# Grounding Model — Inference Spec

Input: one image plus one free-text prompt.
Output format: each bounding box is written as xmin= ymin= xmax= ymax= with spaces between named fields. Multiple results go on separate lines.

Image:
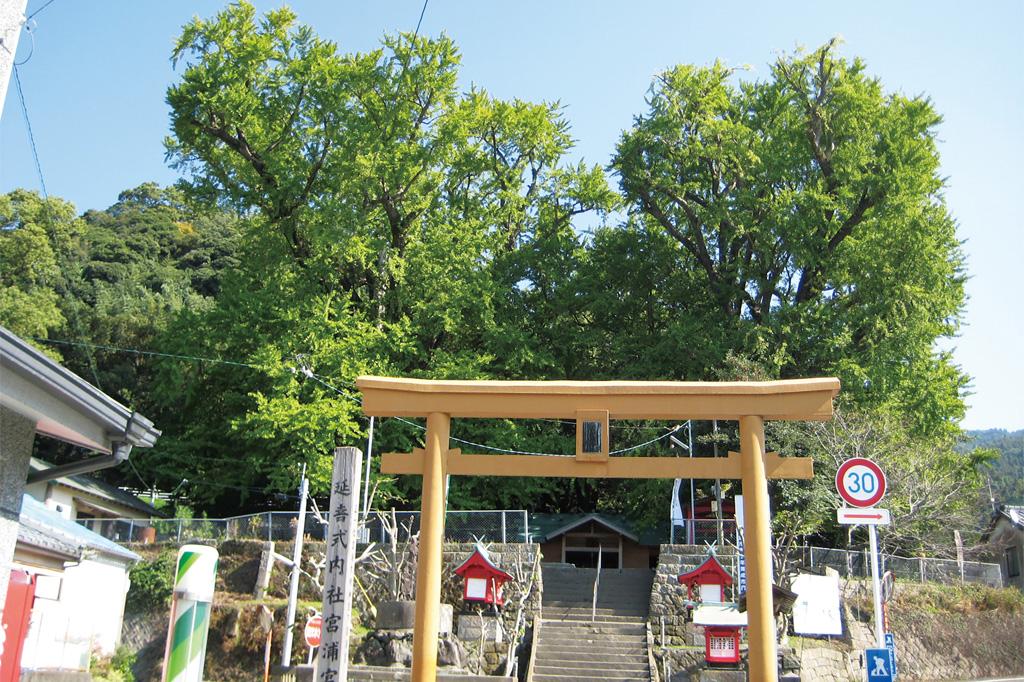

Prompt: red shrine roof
xmin=455 ymin=544 xmax=512 ymax=581
xmin=678 ymin=555 xmax=734 ymax=586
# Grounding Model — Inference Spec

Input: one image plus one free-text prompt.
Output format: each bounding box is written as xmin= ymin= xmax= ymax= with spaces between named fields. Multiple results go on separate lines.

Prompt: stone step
xmin=542 ymin=594 xmax=650 ymax=605
xmin=540 ymin=610 xmax=643 ymax=622
xmin=544 ymin=581 xmax=647 ymax=593
xmin=535 ymin=655 xmax=648 ymax=667
xmin=537 ymin=641 xmax=648 ymax=653
xmin=536 ymin=635 xmax=647 ymax=649
xmin=534 ymin=659 xmax=649 ymax=672
xmin=531 ymin=677 xmax=645 ymax=682
xmin=542 ymin=595 xmax=650 ymax=607
xmin=540 ymin=621 xmax=645 ymax=635
xmin=346 ymin=666 xmax=513 ymax=681
xmin=532 ymin=666 xmax=648 ymax=681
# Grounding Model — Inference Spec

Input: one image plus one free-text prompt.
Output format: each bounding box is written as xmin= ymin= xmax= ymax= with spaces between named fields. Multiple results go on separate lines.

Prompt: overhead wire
xmin=30 ymin=337 xmax=261 ymax=369
xmin=11 ymin=65 xmax=104 ymax=389
xmin=413 ymin=0 xmax=430 ymax=38
xmin=26 ymin=0 xmax=57 ymax=21
xmin=30 ymin=339 xmax=685 ymax=460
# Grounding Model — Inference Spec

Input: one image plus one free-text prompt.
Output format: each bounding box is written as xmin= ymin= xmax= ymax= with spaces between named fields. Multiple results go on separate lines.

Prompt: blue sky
xmin=2 ymin=1 xmax=1021 ymax=430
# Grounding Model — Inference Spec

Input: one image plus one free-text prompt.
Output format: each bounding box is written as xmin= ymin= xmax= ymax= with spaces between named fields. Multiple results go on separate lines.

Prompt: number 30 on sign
xmin=835 ymin=458 xmax=886 ymax=508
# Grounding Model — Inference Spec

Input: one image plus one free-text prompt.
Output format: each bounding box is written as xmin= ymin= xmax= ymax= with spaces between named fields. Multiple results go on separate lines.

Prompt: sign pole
xmin=281 ymin=464 xmax=309 ymax=668
xmin=868 ymin=524 xmax=885 ymax=648
xmin=317 ymin=447 xmax=362 ymax=682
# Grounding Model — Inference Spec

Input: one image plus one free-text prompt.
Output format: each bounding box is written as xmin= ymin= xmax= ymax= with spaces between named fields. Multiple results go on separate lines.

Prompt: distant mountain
xmin=965 ymin=429 xmax=1024 ymax=506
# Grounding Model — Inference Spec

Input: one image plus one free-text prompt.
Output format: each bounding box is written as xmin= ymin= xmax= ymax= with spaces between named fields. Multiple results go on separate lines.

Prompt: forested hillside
xmin=0 ymin=3 xmax=992 ymax=555
xmin=966 ymin=429 xmax=1024 ymax=505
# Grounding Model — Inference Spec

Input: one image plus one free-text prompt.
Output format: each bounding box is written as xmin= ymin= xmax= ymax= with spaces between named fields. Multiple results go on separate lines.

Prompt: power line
xmin=32 ymin=340 xmax=685 ymax=459
xmin=31 ymin=337 xmax=261 ymax=369
xmin=12 ymin=66 xmax=104 ymax=389
xmin=26 ymin=0 xmax=57 ymax=21
xmin=12 ymin=66 xmax=47 ymax=198
xmin=413 ymin=0 xmax=429 ymax=38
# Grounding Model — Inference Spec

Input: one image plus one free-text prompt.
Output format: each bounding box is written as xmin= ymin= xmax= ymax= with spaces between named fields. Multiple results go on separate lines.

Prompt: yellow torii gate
xmin=357 ymin=375 xmax=840 ymax=682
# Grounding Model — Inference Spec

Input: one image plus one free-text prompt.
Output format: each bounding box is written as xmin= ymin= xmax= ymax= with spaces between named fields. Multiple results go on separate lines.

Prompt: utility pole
xmin=281 ymin=464 xmax=309 ymax=668
xmin=362 ymin=416 xmax=374 ymax=521
xmin=713 ymin=419 xmax=723 ymax=546
xmin=0 ymin=0 xmax=28 ymax=115
xmin=688 ymin=420 xmax=695 ymax=544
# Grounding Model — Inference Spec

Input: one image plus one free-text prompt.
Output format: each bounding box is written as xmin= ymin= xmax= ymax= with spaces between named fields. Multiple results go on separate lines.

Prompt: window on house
xmin=1007 ymin=546 xmax=1021 ymax=578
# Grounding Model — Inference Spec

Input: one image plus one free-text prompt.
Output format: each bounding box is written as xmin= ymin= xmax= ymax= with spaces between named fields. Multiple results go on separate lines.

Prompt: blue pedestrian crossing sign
xmin=867 ymin=647 xmax=895 ymax=682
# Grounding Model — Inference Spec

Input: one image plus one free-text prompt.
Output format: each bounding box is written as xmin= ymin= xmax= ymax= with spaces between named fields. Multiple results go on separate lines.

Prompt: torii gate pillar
xmin=740 ymin=415 xmax=776 ymax=677
xmin=411 ymin=412 xmax=449 ymax=680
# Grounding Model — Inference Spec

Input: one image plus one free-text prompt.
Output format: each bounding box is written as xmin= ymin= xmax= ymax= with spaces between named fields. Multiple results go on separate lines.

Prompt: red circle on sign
xmin=835 ymin=458 xmax=886 ymax=508
xmin=304 ymin=615 xmax=322 ymax=648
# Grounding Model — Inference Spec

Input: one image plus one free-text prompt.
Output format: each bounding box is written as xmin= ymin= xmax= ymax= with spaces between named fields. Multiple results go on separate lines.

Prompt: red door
xmin=0 ymin=570 xmax=35 ymax=682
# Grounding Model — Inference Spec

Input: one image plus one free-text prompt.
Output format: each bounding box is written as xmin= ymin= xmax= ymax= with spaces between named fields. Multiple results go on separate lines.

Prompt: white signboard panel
xmin=791 ymin=573 xmax=843 ymax=636
xmin=837 ymin=507 xmax=890 ymax=526
xmin=466 ymin=578 xmax=487 ymax=600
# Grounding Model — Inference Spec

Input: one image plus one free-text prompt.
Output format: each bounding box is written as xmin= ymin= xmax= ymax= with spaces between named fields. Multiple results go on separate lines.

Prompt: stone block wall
xmin=440 ymin=543 xmax=542 ymax=673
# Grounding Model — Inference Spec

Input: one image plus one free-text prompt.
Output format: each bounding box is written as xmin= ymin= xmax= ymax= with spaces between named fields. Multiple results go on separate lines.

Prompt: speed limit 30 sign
xmin=835 ymin=458 xmax=886 ymax=508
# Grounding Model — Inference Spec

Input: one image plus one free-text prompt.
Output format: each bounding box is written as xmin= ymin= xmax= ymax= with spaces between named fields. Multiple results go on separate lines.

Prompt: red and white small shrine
xmin=704 ymin=625 xmax=742 ymax=664
xmin=680 ymin=554 xmax=744 ymax=665
xmin=677 ymin=554 xmax=734 ymax=603
xmin=455 ymin=544 xmax=512 ymax=606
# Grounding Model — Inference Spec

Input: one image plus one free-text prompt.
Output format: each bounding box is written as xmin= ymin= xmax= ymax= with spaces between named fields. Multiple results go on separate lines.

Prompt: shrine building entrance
xmin=357 ymin=375 xmax=840 ymax=682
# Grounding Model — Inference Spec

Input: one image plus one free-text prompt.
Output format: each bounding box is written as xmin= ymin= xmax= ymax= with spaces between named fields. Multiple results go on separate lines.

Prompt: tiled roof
xmin=19 ymin=495 xmax=140 ymax=563
xmin=529 ymin=512 xmax=663 ymax=545
xmin=17 ymin=523 xmax=80 ymax=560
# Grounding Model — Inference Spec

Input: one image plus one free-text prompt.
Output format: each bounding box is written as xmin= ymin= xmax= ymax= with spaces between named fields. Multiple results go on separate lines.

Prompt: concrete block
xmin=376 ymin=601 xmax=452 ymax=634
xmin=456 ymin=614 xmax=503 ymax=643
xmin=697 ymin=669 xmax=745 ymax=682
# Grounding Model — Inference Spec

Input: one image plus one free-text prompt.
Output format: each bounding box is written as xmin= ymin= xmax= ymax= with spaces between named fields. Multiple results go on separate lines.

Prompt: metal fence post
xmin=128 ymin=519 xmax=134 ymax=542
xmin=177 ymin=518 xmax=182 ymax=542
xmin=524 ymin=511 xmax=529 ymax=543
xmin=919 ymin=557 xmax=926 ymax=583
xmin=267 ymin=512 xmax=273 ymax=542
xmin=501 ymin=511 xmax=507 ymax=544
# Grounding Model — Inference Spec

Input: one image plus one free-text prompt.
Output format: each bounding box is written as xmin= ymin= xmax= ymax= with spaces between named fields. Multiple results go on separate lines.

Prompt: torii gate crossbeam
xmin=357 ymin=376 xmax=840 ymax=682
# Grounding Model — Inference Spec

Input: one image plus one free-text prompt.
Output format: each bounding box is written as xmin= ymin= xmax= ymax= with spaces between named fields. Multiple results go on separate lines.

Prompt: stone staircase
xmin=531 ymin=565 xmax=654 ymax=682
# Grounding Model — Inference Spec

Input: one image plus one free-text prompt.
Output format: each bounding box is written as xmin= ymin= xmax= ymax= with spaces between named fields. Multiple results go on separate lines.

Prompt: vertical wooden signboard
xmin=317 ymin=447 xmax=362 ymax=682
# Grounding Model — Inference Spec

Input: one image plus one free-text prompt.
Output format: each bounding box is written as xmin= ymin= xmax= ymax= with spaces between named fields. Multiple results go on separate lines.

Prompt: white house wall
xmin=41 ymin=486 xmax=76 ymax=520
xmin=18 ymin=554 xmax=132 ymax=671
xmin=991 ymin=518 xmax=1023 ymax=591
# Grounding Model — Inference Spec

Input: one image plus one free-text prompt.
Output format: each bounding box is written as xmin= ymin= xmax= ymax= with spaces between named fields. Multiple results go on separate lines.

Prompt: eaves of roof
xmin=0 ymin=327 xmax=160 ymax=452
xmin=30 ymin=457 xmax=163 ymax=518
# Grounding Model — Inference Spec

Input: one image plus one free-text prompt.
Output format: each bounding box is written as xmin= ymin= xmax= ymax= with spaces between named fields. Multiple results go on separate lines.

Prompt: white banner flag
xmin=671 ymin=478 xmax=684 ymax=526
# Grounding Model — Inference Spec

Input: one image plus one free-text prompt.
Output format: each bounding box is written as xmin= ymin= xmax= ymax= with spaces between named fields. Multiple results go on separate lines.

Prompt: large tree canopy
xmin=155 ymin=2 xmax=614 ymax=508
xmin=612 ymin=40 xmax=967 ymax=435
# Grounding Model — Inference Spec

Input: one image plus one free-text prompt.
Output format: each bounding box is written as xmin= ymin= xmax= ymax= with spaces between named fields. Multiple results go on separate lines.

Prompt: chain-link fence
xmin=360 ymin=509 xmax=529 ymax=544
xmin=669 ymin=519 xmax=738 ymax=546
xmin=787 ymin=545 xmax=1003 ymax=587
xmin=78 ymin=509 xmax=529 ymax=546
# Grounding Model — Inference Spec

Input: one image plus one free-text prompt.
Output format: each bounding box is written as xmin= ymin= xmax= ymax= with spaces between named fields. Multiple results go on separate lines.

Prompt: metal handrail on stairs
xmin=591 ymin=546 xmax=602 ymax=622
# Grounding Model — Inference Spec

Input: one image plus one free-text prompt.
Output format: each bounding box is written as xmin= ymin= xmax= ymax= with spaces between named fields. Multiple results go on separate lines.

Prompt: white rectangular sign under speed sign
xmin=837 ymin=507 xmax=890 ymax=525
